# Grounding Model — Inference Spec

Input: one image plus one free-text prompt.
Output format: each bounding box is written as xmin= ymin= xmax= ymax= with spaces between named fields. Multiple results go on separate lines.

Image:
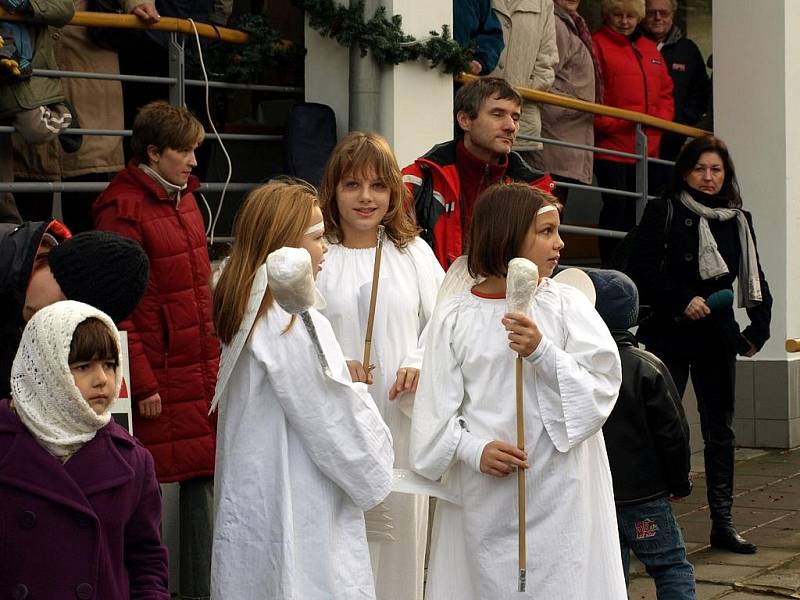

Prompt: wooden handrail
xmin=0 ymin=9 xmax=248 ymax=44
xmin=456 ymin=73 xmax=710 ymax=139
xmin=786 ymin=339 xmax=800 ymax=353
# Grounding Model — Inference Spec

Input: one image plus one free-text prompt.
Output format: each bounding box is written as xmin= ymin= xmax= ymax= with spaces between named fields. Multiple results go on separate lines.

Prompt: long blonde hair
xmin=319 ymin=131 xmax=419 ymax=248
xmin=213 ymin=180 xmax=318 ymax=344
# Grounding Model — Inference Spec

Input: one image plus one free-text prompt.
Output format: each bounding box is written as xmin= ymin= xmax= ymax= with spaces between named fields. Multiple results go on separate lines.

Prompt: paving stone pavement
xmin=627 ymin=447 xmax=800 ymax=599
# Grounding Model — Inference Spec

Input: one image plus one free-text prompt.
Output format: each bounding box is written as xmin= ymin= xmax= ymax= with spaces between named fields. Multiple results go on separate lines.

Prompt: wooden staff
xmin=506 ymin=256 xmax=537 ymax=593
xmin=516 ymin=354 xmax=526 ymax=592
xmin=362 ymin=225 xmax=386 ymax=373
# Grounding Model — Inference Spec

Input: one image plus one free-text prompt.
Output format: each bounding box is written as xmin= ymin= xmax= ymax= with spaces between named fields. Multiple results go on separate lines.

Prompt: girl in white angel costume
xmin=316 ymin=132 xmax=444 ymax=600
xmin=210 ymin=180 xmax=394 ymax=600
xmin=410 ymin=183 xmax=628 ymax=599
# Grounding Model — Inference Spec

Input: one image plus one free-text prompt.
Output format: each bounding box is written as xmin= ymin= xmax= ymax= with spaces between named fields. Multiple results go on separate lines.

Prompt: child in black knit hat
xmin=588 ymin=268 xmax=696 ymax=598
xmin=0 ymin=220 xmax=150 ymax=399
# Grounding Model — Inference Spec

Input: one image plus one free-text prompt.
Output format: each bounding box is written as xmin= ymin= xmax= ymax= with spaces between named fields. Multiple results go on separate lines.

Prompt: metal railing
xmin=0 ymin=14 xmax=709 ymax=246
xmin=0 ymin=9 xmax=301 ymax=225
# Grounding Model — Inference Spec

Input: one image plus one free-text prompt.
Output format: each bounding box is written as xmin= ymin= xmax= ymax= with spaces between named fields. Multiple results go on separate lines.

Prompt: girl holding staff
xmin=316 ymin=132 xmax=445 ymax=600
xmin=410 ymin=183 xmax=627 ymax=599
xmin=210 ymin=180 xmax=394 ymax=600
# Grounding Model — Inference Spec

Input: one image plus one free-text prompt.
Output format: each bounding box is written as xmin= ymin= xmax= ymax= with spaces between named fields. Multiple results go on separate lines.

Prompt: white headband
xmin=304 ymin=221 xmax=325 ymax=236
xmin=537 ymin=204 xmax=558 ymax=216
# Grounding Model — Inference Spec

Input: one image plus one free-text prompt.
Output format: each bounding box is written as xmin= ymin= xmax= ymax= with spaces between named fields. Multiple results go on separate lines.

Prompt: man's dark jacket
xmin=0 ymin=221 xmax=68 ymax=399
xmin=602 ymin=330 xmax=692 ymax=504
xmin=654 ymin=26 xmax=711 ymax=159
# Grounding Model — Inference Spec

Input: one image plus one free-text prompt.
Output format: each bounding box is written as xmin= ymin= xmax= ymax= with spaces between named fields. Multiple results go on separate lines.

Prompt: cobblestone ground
xmin=627 ymin=447 xmax=800 ymax=599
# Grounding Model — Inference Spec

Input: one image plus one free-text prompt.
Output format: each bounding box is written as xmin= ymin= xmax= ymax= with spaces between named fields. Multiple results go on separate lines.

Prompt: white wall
xmin=304 ymin=0 xmax=453 ymax=165
xmin=713 ymin=0 xmax=796 ymax=361
xmin=379 ymin=0 xmax=454 ymax=167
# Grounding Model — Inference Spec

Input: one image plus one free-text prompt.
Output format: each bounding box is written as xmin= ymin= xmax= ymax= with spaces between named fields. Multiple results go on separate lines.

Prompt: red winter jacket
xmin=402 ymin=140 xmax=555 ymax=269
xmin=93 ymin=164 xmax=219 ymax=483
xmin=592 ymin=25 xmax=674 ymax=163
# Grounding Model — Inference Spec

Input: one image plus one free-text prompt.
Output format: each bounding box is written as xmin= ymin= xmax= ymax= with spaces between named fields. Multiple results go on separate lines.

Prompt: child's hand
xmin=139 ymin=392 xmax=162 ymax=419
xmin=346 ymin=360 xmax=373 ymax=385
xmin=388 ymin=367 xmax=419 ymax=400
xmin=502 ymin=312 xmax=542 ymax=357
xmin=479 ymin=441 xmax=529 ymax=478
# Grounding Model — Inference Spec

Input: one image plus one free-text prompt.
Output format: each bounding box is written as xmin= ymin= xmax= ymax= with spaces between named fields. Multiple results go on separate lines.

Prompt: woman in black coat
xmin=628 ymin=135 xmax=772 ymax=554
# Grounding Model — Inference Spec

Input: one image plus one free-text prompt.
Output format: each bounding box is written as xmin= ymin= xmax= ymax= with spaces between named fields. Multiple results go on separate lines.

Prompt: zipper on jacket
xmin=632 ymin=43 xmax=649 ymax=114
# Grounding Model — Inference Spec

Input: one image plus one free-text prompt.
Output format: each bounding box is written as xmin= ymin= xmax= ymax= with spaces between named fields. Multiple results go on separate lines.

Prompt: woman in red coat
xmin=93 ymin=101 xmax=219 ymax=600
xmin=593 ymin=0 xmax=674 ymax=264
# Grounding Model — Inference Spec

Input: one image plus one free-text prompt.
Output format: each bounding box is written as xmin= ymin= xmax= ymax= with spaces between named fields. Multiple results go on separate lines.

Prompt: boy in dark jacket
xmin=588 ymin=269 xmax=696 ymax=599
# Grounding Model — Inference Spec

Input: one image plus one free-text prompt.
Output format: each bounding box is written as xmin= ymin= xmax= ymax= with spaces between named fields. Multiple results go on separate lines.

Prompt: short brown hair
xmin=319 ymin=131 xmax=419 ymax=248
xmin=467 ymin=183 xmax=561 ymax=279
xmin=69 ymin=317 xmax=120 ymax=365
xmin=130 ymin=101 xmax=205 ymax=163
xmin=455 ymin=77 xmax=522 ymax=126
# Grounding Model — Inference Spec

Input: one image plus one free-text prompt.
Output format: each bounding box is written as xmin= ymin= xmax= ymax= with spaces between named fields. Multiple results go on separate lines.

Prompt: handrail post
xmin=634 ymin=123 xmax=648 ymax=223
xmin=168 ymin=31 xmax=185 ymax=107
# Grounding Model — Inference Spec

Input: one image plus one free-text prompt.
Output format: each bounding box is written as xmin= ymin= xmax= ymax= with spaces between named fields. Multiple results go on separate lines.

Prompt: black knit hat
xmin=587 ymin=269 xmax=639 ymax=331
xmin=48 ymin=231 xmax=150 ymax=322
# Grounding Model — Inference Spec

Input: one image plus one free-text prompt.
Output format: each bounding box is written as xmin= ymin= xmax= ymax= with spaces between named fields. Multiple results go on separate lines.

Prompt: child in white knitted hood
xmin=0 ymin=300 xmax=169 ymax=598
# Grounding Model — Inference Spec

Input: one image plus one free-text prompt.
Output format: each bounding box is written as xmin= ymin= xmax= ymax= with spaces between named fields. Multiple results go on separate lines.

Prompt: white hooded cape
xmin=211 ymin=268 xmax=394 ymax=600
xmin=410 ymin=279 xmax=627 ymax=600
xmin=316 ymin=238 xmax=444 ymax=600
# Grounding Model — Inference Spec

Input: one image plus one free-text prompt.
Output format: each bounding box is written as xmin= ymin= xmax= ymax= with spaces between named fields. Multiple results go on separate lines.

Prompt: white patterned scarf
xmin=679 ymin=190 xmax=762 ymax=308
xmin=11 ymin=301 xmax=120 ymax=460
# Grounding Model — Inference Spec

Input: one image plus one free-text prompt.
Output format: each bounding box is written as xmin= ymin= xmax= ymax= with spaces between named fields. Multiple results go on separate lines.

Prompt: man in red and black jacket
xmin=402 ymin=77 xmax=555 ymax=269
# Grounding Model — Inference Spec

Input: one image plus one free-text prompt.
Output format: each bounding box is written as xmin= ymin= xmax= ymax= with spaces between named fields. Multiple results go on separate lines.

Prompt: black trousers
xmin=594 ymin=160 xmax=638 ymax=266
xmin=648 ymin=341 xmax=737 ymax=526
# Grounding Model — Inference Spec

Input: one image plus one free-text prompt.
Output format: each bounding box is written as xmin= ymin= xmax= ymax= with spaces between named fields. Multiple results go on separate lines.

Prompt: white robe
xmin=316 ymin=238 xmax=444 ymax=600
xmin=410 ymin=279 xmax=627 ymax=600
xmin=211 ymin=304 xmax=394 ymax=600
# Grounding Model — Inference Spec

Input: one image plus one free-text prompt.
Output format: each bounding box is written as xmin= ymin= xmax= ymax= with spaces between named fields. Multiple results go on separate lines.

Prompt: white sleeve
xmin=409 ymin=298 xmax=489 ymax=480
xmin=400 ymin=240 xmax=446 ymax=370
xmin=254 ymin=311 xmax=394 ymax=510
xmin=525 ymin=287 xmax=621 ymax=452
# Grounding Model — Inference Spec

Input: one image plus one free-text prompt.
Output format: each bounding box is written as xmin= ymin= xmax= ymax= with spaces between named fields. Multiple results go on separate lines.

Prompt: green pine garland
xmin=187 ymin=2 xmax=471 ymax=82
xmin=293 ymin=0 xmax=472 ymax=75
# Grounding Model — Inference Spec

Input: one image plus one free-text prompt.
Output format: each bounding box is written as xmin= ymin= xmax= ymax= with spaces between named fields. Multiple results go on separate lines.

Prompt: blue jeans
xmin=617 ymin=496 xmax=695 ymax=600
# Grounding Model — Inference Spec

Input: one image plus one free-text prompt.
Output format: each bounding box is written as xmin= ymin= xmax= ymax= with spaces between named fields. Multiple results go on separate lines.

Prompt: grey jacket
xmin=530 ymin=4 xmax=595 ymax=183
xmin=490 ymin=0 xmax=558 ymax=151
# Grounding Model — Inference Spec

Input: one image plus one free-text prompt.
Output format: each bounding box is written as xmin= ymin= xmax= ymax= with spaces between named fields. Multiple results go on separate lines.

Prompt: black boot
xmin=710 ymin=525 xmax=757 ymax=554
xmin=705 ymin=443 xmax=757 ymax=554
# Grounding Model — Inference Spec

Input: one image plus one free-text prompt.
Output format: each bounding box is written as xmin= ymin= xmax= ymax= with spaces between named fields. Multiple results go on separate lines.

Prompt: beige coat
xmin=490 ymin=0 xmax=558 ymax=152
xmin=529 ymin=5 xmax=595 ymax=183
xmin=13 ymin=0 xmax=148 ymax=179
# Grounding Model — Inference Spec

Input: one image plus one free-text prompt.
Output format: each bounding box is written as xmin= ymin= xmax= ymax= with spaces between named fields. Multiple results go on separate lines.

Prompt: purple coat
xmin=0 ymin=400 xmax=169 ymax=599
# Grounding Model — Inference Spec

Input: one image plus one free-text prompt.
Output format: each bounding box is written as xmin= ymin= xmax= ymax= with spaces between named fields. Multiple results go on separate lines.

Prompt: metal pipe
xmin=0 ymin=182 xmax=257 ymax=192
xmin=559 ymin=224 xmax=627 ymax=239
xmin=0 ymin=126 xmax=280 ymax=142
xmin=348 ymin=0 xmax=381 ymax=132
xmin=34 ymin=70 xmax=304 ymax=93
